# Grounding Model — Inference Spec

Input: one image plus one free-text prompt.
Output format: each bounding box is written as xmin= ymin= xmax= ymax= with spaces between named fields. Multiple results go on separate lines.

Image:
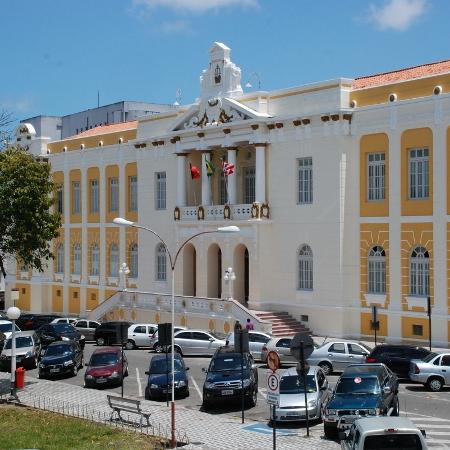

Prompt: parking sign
xmin=266 ymin=371 xmax=280 ymax=406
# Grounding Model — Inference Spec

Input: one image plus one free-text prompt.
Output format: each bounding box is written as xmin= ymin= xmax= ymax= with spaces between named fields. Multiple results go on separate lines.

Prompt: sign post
xmin=266 ymin=350 xmax=280 ymax=450
xmin=427 ymin=296 xmax=432 ymax=351
xmin=370 ymin=305 xmax=380 ymax=346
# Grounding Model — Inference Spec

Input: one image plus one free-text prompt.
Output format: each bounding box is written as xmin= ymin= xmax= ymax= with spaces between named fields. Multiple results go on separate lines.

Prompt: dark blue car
xmin=144 ymin=353 xmax=189 ymax=400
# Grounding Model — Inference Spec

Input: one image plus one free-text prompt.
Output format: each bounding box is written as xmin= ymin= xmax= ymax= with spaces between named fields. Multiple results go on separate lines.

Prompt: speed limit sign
xmin=266 ymin=371 xmax=280 ymax=406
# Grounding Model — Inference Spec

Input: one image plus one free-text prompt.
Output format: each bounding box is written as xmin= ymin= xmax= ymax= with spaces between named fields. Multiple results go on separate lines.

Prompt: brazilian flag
xmin=205 ymin=159 xmax=216 ymax=177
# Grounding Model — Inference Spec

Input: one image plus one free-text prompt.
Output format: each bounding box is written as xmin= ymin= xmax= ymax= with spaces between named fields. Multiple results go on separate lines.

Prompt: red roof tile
xmin=64 ymin=121 xmax=138 ymax=140
xmin=352 ymin=59 xmax=450 ymax=90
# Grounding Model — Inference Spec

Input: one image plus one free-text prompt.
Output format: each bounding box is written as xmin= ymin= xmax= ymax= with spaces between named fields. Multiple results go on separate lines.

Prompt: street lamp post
xmin=6 ymin=306 xmax=21 ymax=399
xmin=224 ymin=267 xmax=236 ymax=300
xmin=113 ymin=217 xmax=239 ymax=448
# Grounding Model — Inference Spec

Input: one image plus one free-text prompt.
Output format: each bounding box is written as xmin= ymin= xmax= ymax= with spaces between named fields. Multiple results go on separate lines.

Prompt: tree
xmin=0 ymin=109 xmax=14 ymax=149
xmin=0 ymin=145 xmax=61 ymax=278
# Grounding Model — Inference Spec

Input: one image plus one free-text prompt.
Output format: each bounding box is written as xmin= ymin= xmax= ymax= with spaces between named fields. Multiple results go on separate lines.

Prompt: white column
xmin=201 ymin=152 xmax=211 ymax=206
xmin=99 ymin=162 xmax=106 ymax=287
xmin=176 ymin=153 xmax=187 ymax=207
xmin=227 ymin=147 xmax=237 ymax=204
xmin=255 ymin=143 xmax=266 ymax=204
xmin=81 ymin=163 xmax=88 ymax=315
xmin=119 ymin=160 xmax=126 ymax=270
xmin=63 ymin=165 xmax=71 ymax=314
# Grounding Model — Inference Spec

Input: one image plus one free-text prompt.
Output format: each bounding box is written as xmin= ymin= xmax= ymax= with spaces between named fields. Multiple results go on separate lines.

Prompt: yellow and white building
xmin=7 ymin=43 xmax=450 ymax=346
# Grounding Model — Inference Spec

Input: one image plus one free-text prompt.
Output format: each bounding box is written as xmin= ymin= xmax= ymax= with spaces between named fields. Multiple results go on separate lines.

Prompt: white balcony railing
xmin=178 ymin=203 xmax=258 ymax=221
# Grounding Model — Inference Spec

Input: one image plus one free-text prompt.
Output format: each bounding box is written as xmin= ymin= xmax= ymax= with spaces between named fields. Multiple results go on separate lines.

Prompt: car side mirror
xmin=186 ymin=367 xmax=190 ymax=371
xmin=144 ymin=371 xmax=149 ymax=375
xmin=338 ymin=431 xmax=348 ymax=441
xmin=209 ymin=337 xmax=214 ymax=342
xmin=383 ymin=386 xmax=391 ymax=394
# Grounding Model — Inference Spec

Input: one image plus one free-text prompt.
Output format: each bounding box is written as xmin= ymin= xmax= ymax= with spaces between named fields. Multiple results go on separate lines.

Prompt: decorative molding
xmin=331 ymin=114 xmax=340 ymax=121
xmin=107 ymin=276 xmax=119 ymax=286
xmin=54 ymin=273 xmax=64 ymax=282
xmin=71 ymin=274 xmax=81 ymax=283
xmin=251 ymin=124 xmax=259 ymax=130
xmin=267 ymin=123 xmax=275 ymax=130
xmin=293 ymin=120 xmax=302 ymax=126
xmin=152 ymin=141 xmax=158 ymax=147
xmin=364 ymin=293 xmax=387 ymax=308
xmin=88 ymin=275 xmax=99 ymax=285
xmin=223 ymin=128 xmax=231 ymax=134
xmin=275 ymin=122 xmax=283 ymax=129
xmin=197 ymin=132 xmax=205 ymax=138
xmin=406 ymin=296 xmax=428 ymax=309
xmin=321 ymin=115 xmax=330 ymax=122
xmin=301 ymin=118 xmax=310 ymax=125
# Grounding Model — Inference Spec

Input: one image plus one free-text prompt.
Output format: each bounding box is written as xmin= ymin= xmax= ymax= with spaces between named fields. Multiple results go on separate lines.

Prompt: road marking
xmin=136 ymin=367 xmax=142 ymax=397
xmin=190 ymin=375 xmax=202 ymax=399
xmin=404 ymin=411 xmax=450 ymax=420
xmin=400 ymin=389 xmax=450 ymax=403
xmin=242 ymin=422 xmax=297 ymax=436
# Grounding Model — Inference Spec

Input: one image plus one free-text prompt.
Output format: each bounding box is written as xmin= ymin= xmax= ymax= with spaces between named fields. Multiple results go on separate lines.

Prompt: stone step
xmin=253 ymin=310 xmax=311 ymax=337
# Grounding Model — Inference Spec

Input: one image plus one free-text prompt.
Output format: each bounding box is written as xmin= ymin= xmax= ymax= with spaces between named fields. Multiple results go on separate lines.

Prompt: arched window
xmin=56 ymin=244 xmax=64 ymax=274
xmin=129 ymin=243 xmax=138 ymax=278
xmin=156 ymin=243 xmax=167 ymax=281
xmin=73 ymin=243 xmax=82 ymax=275
xmin=368 ymin=246 xmax=386 ymax=294
xmin=298 ymin=245 xmax=313 ymax=290
xmin=90 ymin=244 xmax=100 ymax=276
xmin=410 ymin=246 xmax=429 ymax=296
xmin=109 ymin=243 xmax=119 ymax=277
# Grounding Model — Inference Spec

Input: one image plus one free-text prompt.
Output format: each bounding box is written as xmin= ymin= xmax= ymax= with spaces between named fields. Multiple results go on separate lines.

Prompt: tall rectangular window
xmin=155 ymin=172 xmax=166 ymax=210
xmin=72 ymin=181 xmax=81 ymax=214
xmin=409 ymin=148 xmax=429 ymax=199
xmin=129 ymin=175 xmax=138 ymax=212
xmin=367 ymin=153 xmax=385 ymax=201
xmin=109 ymin=177 xmax=119 ymax=212
xmin=298 ymin=157 xmax=313 ymax=204
xmin=219 ymin=172 xmax=227 ymax=205
xmin=56 ymin=184 xmax=64 ymax=214
xmin=90 ymin=179 xmax=99 ymax=214
xmin=244 ymin=166 xmax=255 ymax=204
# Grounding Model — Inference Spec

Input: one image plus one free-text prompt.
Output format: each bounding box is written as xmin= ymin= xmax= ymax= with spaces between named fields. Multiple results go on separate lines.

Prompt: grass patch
xmin=0 ymin=404 xmax=167 ymax=450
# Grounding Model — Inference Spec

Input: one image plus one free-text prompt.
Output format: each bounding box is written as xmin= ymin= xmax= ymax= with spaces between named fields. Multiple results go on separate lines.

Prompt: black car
xmin=145 ymin=353 xmax=189 ymax=400
xmin=94 ymin=321 xmax=132 ymax=346
xmin=366 ymin=344 xmax=431 ymax=379
xmin=16 ymin=314 xmax=63 ymax=331
xmin=323 ymin=364 xmax=399 ymax=439
xmin=36 ymin=323 xmax=86 ymax=349
xmin=202 ymin=346 xmax=258 ymax=410
xmin=38 ymin=341 xmax=84 ymax=379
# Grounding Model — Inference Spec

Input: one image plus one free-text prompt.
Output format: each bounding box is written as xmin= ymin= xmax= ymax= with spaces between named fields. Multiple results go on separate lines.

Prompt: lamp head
xmin=7 ymin=306 xmax=21 ymax=320
xmin=217 ymin=225 xmax=240 ymax=233
xmin=245 ymin=82 xmax=252 ymax=88
xmin=113 ymin=217 xmax=135 ymax=227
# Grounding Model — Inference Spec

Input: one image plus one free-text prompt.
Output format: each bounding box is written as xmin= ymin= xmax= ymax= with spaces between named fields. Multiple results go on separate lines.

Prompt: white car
xmin=0 ymin=320 xmax=21 ymax=340
xmin=225 ymin=330 xmax=272 ymax=361
xmin=50 ymin=317 xmax=79 ymax=325
xmin=126 ymin=323 xmax=158 ymax=349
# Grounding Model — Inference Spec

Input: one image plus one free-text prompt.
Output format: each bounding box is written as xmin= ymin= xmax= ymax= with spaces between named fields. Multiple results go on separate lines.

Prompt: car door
xmin=75 ymin=320 xmax=89 ymax=340
xmin=174 ymin=331 xmax=193 ymax=355
xmin=347 ymin=343 xmax=369 ymax=365
xmin=130 ymin=325 xmax=148 ymax=347
xmin=440 ymin=354 xmax=450 ymax=384
xmin=191 ymin=331 xmax=215 ymax=355
xmin=385 ymin=346 xmax=406 ymax=376
xmin=275 ymin=338 xmax=295 ymax=362
xmin=326 ymin=343 xmax=348 ymax=370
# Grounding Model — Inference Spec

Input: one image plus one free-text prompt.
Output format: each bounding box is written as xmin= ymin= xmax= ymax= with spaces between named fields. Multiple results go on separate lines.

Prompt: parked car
xmin=366 ymin=344 xmax=431 ymax=379
xmin=409 ymin=352 xmax=450 ymax=391
xmin=273 ymin=366 xmax=330 ymax=423
xmin=94 ymin=321 xmax=132 ymax=346
xmin=36 ymin=323 xmax=86 ymax=349
xmin=339 ymin=417 xmax=428 ymax=450
xmin=261 ymin=336 xmax=296 ymax=365
xmin=16 ymin=314 xmax=63 ymax=331
xmin=0 ymin=331 xmax=42 ymax=371
xmin=308 ymin=341 xmax=372 ymax=375
xmin=149 ymin=326 xmax=187 ymax=353
xmin=50 ymin=317 xmax=79 ymax=325
xmin=38 ymin=341 xmax=84 ymax=379
xmin=323 ymin=363 xmax=399 ymax=439
xmin=202 ymin=346 xmax=258 ymax=409
xmin=73 ymin=319 xmax=101 ymax=341
xmin=0 ymin=320 xmax=21 ymax=339
xmin=144 ymin=353 xmax=189 ymax=400
xmin=226 ymin=330 xmax=272 ymax=361
xmin=170 ymin=329 xmax=227 ymax=356
xmin=84 ymin=347 xmax=128 ymax=388
xmin=126 ymin=323 xmax=158 ymax=350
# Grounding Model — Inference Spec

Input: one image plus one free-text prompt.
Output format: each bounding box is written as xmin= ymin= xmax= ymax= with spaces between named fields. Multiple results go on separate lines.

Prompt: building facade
xmin=7 ymin=43 xmax=450 ymax=345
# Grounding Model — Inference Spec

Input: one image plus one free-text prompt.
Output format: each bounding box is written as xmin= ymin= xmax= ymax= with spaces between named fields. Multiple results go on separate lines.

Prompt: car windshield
xmin=335 ymin=377 xmax=380 ymax=394
xmin=4 ymin=336 xmax=33 ymax=349
xmin=422 ymin=352 xmax=439 ymax=363
xmin=359 ymin=342 xmax=372 ymax=352
xmin=90 ymin=353 xmax=119 ymax=366
xmin=280 ymin=375 xmax=317 ymax=394
xmin=45 ymin=345 xmax=72 ymax=356
xmin=150 ymin=358 xmax=184 ymax=374
xmin=0 ymin=323 xmax=20 ymax=332
xmin=210 ymin=355 xmax=249 ymax=371
xmin=52 ymin=324 xmax=75 ymax=333
xmin=363 ymin=433 xmax=422 ymax=450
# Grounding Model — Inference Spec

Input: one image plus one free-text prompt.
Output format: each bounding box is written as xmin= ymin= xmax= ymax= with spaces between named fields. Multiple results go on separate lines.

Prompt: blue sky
xmin=1 ymin=0 xmax=449 ymax=122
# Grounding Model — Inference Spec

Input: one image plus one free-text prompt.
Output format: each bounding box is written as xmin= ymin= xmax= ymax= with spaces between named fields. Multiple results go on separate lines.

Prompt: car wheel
xmin=319 ymin=362 xmax=333 ymax=376
xmin=145 ymin=388 xmax=151 ymax=400
xmin=96 ymin=337 xmax=105 ymax=346
xmin=33 ymin=356 xmax=38 ymax=369
xmin=72 ymin=365 xmax=78 ymax=377
xmin=247 ymin=389 xmax=257 ymax=407
xmin=174 ymin=346 xmax=183 ymax=356
xmin=125 ymin=340 xmax=136 ymax=350
xmin=324 ymin=423 xmax=337 ymax=440
xmin=38 ymin=370 xmax=44 ymax=379
xmin=124 ymin=366 xmax=129 ymax=377
xmin=202 ymin=400 xmax=211 ymax=410
xmin=154 ymin=343 xmax=163 ymax=353
xmin=391 ymin=395 xmax=399 ymax=416
xmin=427 ymin=377 xmax=444 ymax=392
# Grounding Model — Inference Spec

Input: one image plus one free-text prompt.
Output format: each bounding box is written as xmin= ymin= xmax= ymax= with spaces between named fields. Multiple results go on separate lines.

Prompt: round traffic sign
xmin=267 ymin=351 xmax=280 ymax=371
xmin=290 ymin=332 xmax=315 ymax=361
xmin=267 ymin=373 xmax=279 ymax=392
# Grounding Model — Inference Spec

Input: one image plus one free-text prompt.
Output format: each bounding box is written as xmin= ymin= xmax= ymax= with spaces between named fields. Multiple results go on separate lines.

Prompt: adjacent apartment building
xmin=7 ymin=43 xmax=450 ymax=345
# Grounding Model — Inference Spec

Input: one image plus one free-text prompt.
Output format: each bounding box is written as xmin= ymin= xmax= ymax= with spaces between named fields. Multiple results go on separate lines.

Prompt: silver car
xmin=308 ymin=341 xmax=371 ymax=375
xmin=274 ymin=366 xmax=330 ymax=422
xmin=149 ymin=326 xmax=187 ymax=352
xmin=0 ymin=331 xmax=42 ymax=370
xmin=409 ymin=352 xmax=450 ymax=391
xmin=226 ymin=330 xmax=272 ymax=361
xmin=261 ymin=336 xmax=297 ymax=365
xmin=73 ymin=319 xmax=101 ymax=341
xmin=171 ymin=329 xmax=227 ymax=356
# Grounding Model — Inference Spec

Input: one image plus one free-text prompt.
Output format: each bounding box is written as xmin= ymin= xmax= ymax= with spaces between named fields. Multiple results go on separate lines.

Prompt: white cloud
xmin=160 ymin=19 xmax=194 ymax=34
xmin=368 ymin=0 xmax=427 ymax=31
xmin=1 ymin=98 xmax=33 ymax=114
xmin=132 ymin=0 xmax=258 ymax=14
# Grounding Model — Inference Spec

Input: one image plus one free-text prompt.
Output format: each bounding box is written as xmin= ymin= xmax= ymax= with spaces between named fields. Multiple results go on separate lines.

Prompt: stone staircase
xmin=253 ymin=310 xmax=311 ymax=336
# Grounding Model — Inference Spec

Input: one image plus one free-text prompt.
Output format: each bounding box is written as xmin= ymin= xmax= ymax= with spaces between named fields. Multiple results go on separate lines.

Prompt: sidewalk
xmin=0 ymin=372 xmax=338 ymax=450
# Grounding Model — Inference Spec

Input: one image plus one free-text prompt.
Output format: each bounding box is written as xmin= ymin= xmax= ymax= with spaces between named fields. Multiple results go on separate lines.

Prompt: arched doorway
xmin=207 ymin=243 xmax=222 ymax=298
xmin=233 ymin=244 xmax=249 ymax=305
xmin=182 ymin=243 xmax=196 ymax=296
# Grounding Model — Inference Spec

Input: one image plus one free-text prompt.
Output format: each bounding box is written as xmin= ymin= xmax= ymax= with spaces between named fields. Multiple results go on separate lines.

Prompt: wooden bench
xmin=107 ymin=395 xmax=151 ymax=429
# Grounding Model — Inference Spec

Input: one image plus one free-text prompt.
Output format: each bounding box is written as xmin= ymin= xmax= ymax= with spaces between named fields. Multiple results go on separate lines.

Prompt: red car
xmin=84 ymin=347 xmax=128 ymax=388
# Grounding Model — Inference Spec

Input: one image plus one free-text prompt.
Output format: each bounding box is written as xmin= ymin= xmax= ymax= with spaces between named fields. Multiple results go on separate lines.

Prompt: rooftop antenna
xmin=245 ymin=72 xmax=261 ymax=90
xmin=97 ymin=90 xmax=100 ymax=108
xmin=173 ymin=88 xmax=182 ymax=106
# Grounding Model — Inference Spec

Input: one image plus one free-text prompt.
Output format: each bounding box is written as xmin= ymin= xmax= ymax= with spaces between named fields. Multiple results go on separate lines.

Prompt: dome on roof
xmin=15 ymin=123 xmax=36 ymax=138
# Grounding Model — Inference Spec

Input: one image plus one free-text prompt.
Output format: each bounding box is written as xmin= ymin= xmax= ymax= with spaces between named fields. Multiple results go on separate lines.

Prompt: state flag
xmin=190 ymin=163 xmax=200 ymax=180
